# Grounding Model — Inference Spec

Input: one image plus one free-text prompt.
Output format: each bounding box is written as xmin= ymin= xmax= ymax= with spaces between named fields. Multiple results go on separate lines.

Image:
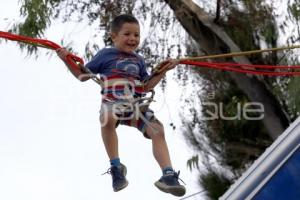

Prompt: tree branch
xmin=214 ymin=0 xmax=222 ymax=23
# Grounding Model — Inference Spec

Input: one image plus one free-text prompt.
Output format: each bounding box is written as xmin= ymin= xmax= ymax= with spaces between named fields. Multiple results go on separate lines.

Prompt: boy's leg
xmin=100 ymin=111 xmax=119 ymax=160
xmin=145 ymin=120 xmax=186 ymax=197
xmin=100 ymin=110 xmax=128 ymax=192
xmin=145 ymin=121 xmax=172 ymax=169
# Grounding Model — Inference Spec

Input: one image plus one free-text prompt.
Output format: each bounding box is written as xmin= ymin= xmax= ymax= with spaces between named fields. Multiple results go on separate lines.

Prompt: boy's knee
xmin=100 ymin=112 xmax=118 ymax=128
xmin=146 ymin=121 xmax=165 ymax=139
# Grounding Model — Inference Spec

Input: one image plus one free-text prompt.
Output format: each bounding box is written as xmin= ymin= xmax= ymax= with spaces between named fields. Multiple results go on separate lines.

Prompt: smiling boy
xmin=57 ymin=14 xmax=186 ymax=197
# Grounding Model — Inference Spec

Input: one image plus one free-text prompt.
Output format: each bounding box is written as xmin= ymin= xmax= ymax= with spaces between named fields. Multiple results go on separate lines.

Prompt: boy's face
xmin=111 ymin=22 xmax=140 ymax=53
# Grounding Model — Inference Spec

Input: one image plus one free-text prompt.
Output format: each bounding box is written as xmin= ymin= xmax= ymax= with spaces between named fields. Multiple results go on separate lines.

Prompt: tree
xmin=166 ymin=0 xmax=300 ymax=198
xmin=7 ymin=0 xmax=300 ymax=199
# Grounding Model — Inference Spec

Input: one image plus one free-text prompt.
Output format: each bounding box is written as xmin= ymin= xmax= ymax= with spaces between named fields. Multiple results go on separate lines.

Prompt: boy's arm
xmin=56 ymin=48 xmax=90 ymax=82
xmin=143 ymin=60 xmax=178 ymax=92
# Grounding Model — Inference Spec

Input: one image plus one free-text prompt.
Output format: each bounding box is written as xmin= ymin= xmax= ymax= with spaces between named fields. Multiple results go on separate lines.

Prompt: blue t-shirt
xmin=85 ymin=47 xmax=149 ymax=81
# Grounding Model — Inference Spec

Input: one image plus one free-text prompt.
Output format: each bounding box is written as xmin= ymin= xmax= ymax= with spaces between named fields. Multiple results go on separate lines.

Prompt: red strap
xmin=0 ymin=31 xmax=84 ymax=69
xmin=180 ymin=60 xmax=300 ymax=76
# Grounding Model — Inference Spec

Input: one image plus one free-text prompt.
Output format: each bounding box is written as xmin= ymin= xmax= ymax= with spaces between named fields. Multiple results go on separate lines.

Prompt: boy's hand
xmin=157 ymin=59 xmax=179 ymax=73
xmin=56 ymin=48 xmax=70 ymax=61
xmin=56 ymin=47 xmax=90 ymax=81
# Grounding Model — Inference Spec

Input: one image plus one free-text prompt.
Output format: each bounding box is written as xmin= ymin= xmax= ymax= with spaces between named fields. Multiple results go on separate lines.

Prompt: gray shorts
xmin=100 ymin=100 xmax=159 ymax=139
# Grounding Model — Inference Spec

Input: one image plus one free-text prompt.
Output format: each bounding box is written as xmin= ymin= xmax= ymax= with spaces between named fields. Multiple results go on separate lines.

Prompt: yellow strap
xmin=179 ymin=45 xmax=300 ymax=61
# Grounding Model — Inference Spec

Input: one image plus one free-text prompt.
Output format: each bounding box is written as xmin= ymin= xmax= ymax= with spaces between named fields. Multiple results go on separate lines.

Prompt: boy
xmin=57 ymin=14 xmax=186 ymax=197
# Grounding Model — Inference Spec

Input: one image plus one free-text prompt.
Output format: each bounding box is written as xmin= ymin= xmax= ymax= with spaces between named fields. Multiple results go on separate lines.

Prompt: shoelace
xmin=165 ymin=170 xmax=186 ymax=185
xmin=101 ymin=168 xmax=112 ymax=176
xmin=101 ymin=166 xmax=124 ymax=182
xmin=174 ymin=171 xmax=186 ymax=185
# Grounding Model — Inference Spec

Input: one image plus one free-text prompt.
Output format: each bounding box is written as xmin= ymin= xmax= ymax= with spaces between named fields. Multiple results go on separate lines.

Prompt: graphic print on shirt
xmin=115 ymin=57 xmax=140 ymax=78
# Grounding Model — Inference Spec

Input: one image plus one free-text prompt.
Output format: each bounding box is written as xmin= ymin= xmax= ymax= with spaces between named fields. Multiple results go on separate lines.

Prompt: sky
xmin=0 ymin=1 xmax=204 ymax=200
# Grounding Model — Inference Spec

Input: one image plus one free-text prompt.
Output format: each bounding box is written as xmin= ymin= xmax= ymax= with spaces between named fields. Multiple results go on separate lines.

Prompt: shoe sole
xmin=154 ymin=181 xmax=186 ymax=197
xmin=113 ymin=180 xmax=129 ymax=192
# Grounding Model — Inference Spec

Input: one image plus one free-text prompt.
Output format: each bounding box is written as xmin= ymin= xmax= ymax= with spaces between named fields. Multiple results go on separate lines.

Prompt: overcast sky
xmin=0 ymin=1 xmax=204 ymax=200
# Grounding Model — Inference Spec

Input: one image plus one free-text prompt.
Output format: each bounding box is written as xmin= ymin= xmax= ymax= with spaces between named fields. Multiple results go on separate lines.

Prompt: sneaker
xmin=154 ymin=171 xmax=186 ymax=197
xmin=103 ymin=163 xmax=129 ymax=192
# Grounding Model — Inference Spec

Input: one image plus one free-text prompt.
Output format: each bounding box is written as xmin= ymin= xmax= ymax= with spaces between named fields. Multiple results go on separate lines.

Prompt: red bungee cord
xmin=1 ymin=30 xmax=300 ymax=77
xmin=179 ymin=60 xmax=300 ymax=76
xmin=0 ymin=31 xmax=84 ymax=73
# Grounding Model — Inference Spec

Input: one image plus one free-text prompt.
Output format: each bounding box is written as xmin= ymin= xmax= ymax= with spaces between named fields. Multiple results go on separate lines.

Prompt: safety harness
xmin=101 ymin=75 xmax=145 ymax=99
xmin=100 ymin=72 xmax=155 ymax=115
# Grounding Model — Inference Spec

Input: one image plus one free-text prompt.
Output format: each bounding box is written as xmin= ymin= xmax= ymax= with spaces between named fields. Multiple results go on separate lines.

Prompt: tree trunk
xmin=164 ymin=0 xmax=290 ymax=139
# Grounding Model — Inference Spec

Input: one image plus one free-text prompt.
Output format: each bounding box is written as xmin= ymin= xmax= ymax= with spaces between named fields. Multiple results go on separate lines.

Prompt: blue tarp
xmin=253 ymin=146 xmax=300 ymax=200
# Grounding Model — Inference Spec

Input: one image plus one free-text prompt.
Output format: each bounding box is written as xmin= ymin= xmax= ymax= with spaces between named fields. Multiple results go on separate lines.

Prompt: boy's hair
xmin=111 ymin=14 xmax=139 ymax=33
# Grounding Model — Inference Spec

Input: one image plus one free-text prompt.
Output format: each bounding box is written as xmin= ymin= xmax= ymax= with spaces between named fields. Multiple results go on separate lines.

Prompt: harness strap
xmin=101 ymin=75 xmax=146 ymax=99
